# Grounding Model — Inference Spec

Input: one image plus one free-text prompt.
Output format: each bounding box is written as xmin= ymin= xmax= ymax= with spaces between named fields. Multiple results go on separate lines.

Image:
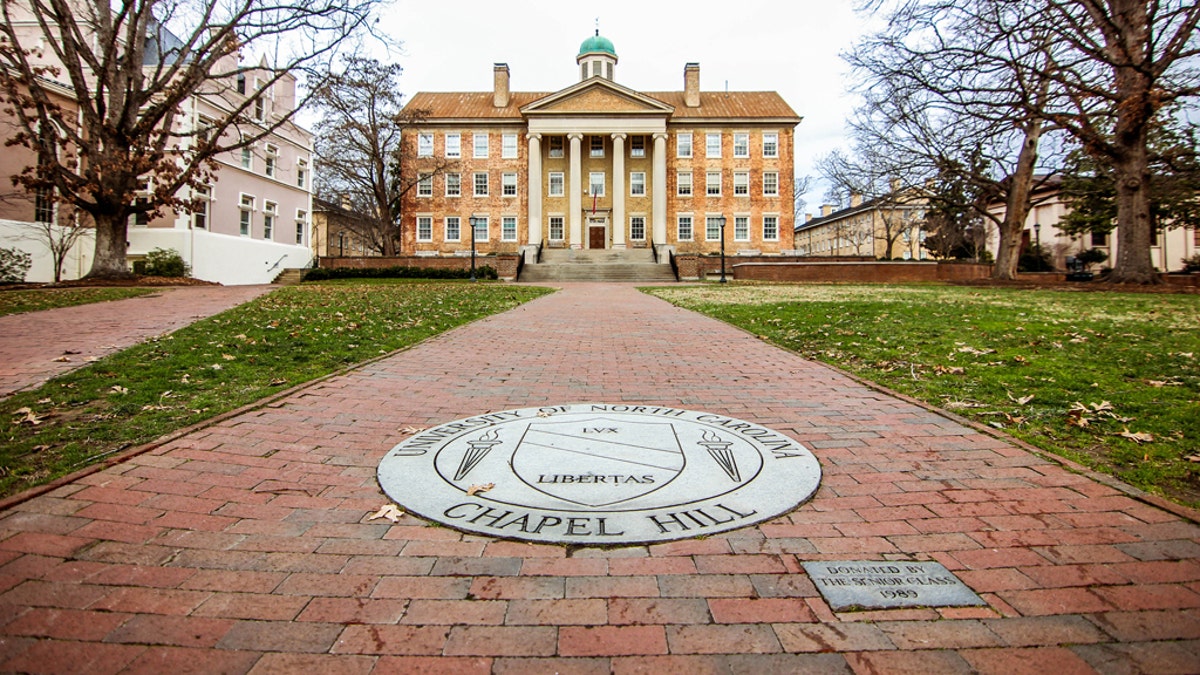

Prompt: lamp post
xmin=468 ymin=217 xmax=479 ymax=282
xmin=337 ymin=231 xmax=345 ymax=257
xmin=717 ymin=215 xmax=728 ymax=283
xmin=1033 ymin=222 xmax=1042 ymax=271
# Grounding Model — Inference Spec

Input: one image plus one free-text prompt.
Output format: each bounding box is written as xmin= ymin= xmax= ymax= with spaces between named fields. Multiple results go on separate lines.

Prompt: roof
xmin=405 ymin=90 xmax=800 ymax=122
xmin=579 ymin=32 xmax=617 ymax=58
xmin=795 ymin=189 xmax=930 ymax=233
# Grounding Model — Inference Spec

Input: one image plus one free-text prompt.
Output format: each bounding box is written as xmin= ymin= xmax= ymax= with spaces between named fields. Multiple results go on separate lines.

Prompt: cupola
xmin=577 ymin=29 xmax=617 ymax=82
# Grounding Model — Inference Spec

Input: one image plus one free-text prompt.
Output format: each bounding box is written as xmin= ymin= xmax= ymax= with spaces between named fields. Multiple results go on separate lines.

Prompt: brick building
xmin=399 ymin=32 xmax=801 ymax=262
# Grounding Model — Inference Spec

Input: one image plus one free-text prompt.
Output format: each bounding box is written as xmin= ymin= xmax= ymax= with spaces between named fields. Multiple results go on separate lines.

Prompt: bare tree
xmin=311 ymin=57 xmax=455 ymax=256
xmin=21 ymin=213 xmax=89 ymax=282
xmin=792 ymin=175 xmax=813 ymax=223
xmin=0 ymin=0 xmax=384 ymax=278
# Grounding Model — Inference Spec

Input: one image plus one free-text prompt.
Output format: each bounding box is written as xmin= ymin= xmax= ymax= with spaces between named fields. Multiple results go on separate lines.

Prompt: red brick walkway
xmin=0 ymin=285 xmax=274 ymax=399
xmin=0 ymin=283 xmax=1197 ymax=673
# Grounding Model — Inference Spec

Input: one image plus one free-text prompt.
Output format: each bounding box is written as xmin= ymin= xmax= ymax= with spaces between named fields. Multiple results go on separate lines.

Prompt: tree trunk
xmin=1107 ymin=69 xmax=1159 ymax=283
xmin=992 ymin=119 xmax=1043 ymax=280
xmin=86 ymin=213 xmax=134 ymax=279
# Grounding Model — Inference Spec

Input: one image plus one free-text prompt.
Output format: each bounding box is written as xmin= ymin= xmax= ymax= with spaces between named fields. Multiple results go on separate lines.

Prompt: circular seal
xmin=377 ymin=404 xmax=821 ymax=545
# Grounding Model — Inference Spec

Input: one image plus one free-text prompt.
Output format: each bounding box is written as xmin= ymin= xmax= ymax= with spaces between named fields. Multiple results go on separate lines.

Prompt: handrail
xmin=267 ymin=254 xmax=288 ymax=272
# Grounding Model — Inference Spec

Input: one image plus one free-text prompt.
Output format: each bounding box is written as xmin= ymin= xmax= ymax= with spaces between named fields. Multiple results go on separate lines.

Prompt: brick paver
xmin=0 ymin=282 xmax=1197 ymax=672
xmin=0 ymin=285 xmax=273 ymax=398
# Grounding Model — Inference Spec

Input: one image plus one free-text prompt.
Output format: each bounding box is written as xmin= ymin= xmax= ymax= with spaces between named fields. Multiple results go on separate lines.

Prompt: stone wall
xmin=318 ymin=255 xmax=522 ymax=281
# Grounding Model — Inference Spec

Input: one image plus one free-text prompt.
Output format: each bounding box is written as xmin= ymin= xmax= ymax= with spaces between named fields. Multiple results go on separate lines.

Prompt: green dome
xmin=579 ymin=32 xmax=616 ymax=57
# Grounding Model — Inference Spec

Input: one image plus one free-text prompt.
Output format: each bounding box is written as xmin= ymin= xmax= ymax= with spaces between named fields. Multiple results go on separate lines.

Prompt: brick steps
xmin=521 ymin=248 xmax=675 ymax=282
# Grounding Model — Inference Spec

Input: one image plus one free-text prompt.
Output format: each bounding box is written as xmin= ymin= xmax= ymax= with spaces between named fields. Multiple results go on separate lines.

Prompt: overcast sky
xmin=373 ymin=0 xmax=873 ymax=211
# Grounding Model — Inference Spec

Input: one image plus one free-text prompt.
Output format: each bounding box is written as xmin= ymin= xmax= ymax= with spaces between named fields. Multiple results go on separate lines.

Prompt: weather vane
xmin=595 ymin=17 xmax=600 ymax=35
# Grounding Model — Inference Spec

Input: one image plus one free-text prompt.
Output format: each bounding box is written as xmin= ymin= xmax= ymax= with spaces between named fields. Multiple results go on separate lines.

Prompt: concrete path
xmin=0 ymin=283 xmax=1196 ymax=673
xmin=0 ymin=285 xmax=275 ymax=399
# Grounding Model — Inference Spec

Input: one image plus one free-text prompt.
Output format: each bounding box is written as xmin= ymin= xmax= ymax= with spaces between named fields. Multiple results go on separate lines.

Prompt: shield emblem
xmin=511 ymin=416 xmax=685 ymax=507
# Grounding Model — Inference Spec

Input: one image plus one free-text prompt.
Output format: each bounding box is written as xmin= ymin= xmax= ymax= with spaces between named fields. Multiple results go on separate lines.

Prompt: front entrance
xmin=588 ymin=216 xmax=608 ymax=249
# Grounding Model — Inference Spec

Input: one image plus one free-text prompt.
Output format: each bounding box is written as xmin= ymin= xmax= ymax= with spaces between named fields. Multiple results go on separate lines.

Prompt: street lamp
xmin=1033 ymin=222 xmax=1042 ymax=271
xmin=337 ymin=231 xmax=345 ymax=257
xmin=468 ymin=217 xmax=479 ymax=282
xmin=717 ymin=215 xmax=728 ymax=283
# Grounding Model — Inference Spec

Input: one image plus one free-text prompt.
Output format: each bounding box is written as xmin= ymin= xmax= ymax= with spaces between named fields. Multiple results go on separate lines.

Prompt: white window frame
xmin=706 ymin=215 xmax=724 ymax=242
xmin=262 ymin=200 xmax=277 ymax=240
xmin=677 ymin=171 xmax=692 ymax=196
xmin=445 ymin=132 xmax=461 ymax=158
xmin=549 ymin=172 xmax=564 ymax=197
xmin=417 ymin=132 xmax=434 ymax=157
xmin=734 ymin=215 xmax=750 ymax=242
xmin=501 ymin=215 xmax=518 ymax=242
xmin=473 ymin=172 xmax=489 ymax=197
xmin=296 ymin=159 xmax=308 ymax=188
xmin=417 ymin=172 xmax=433 ymax=197
xmin=590 ymin=135 xmax=604 ymax=158
xmin=295 ymin=209 xmax=307 ymax=245
xmin=706 ymin=171 xmax=721 ymax=196
xmin=192 ymin=187 xmax=209 ymax=230
xmin=263 ymin=144 xmax=277 ymax=178
xmin=733 ymin=171 xmax=749 ymax=196
xmin=549 ymin=136 xmax=564 ymax=158
xmin=238 ymin=193 xmax=255 ymax=237
xmin=705 ymin=132 xmax=721 ymax=158
xmin=473 ymin=132 xmax=489 ymax=159
xmin=630 ymin=135 xmax=645 ymax=158
xmin=763 ymin=171 xmax=779 ymax=196
xmin=677 ymin=132 xmax=692 ymax=158
xmin=677 ymin=214 xmax=693 ymax=242
xmin=549 ymin=215 xmax=564 ymax=241
xmin=733 ymin=132 xmax=749 ymax=158
xmin=240 ymin=145 xmax=252 ymax=170
xmin=472 ymin=215 xmax=488 ymax=242
xmin=445 ymin=216 xmax=461 ymax=242
xmin=502 ymin=134 xmax=518 ymax=159
xmin=630 ymin=171 xmax=646 ymax=197
xmin=445 ymin=172 xmax=461 ymax=197
xmin=763 ymin=132 xmax=779 ymax=158
xmin=502 ymin=172 xmax=518 ymax=197
xmin=630 ymin=215 xmax=646 ymax=241
xmin=589 ymin=171 xmax=605 ymax=197
xmin=416 ymin=215 xmax=433 ymax=242
xmin=763 ymin=214 xmax=780 ymax=241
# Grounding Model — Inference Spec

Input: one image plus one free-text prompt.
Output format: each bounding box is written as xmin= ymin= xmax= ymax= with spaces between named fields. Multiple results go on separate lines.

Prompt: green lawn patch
xmin=0 ymin=280 xmax=552 ymax=498
xmin=0 ymin=287 xmax=157 ymax=316
xmin=648 ymin=284 xmax=1200 ymax=507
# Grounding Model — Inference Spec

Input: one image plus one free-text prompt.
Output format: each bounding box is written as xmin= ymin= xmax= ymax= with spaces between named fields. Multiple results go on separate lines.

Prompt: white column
xmin=652 ymin=132 xmax=668 ymax=246
xmin=612 ymin=133 xmax=626 ymax=249
xmin=568 ymin=132 xmax=583 ymax=249
xmin=527 ymin=133 xmax=543 ymax=248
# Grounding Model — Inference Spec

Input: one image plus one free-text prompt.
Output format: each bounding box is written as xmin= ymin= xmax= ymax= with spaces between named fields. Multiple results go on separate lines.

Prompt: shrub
xmin=1183 ymin=253 xmax=1200 ymax=273
xmin=0 ymin=247 xmax=32 ymax=283
xmin=1076 ymin=247 xmax=1108 ymax=270
xmin=141 ymin=248 xmax=191 ymax=277
xmin=303 ymin=265 xmax=498 ymax=282
xmin=1018 ymin=244 xmax=1054 ymax=272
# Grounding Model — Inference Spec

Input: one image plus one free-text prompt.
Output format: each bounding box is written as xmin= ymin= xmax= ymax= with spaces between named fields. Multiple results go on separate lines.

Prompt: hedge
xmin=302 ymin=265 xmax=499 ymax=282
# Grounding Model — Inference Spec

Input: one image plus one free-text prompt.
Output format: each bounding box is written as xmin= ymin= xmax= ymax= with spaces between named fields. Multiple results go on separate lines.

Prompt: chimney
xmin=889 ymin=177 xmax=902 ymax=193
xmin=684 ymin=63 xmax=700 ymax=108
xmin=821 ymin=204 xmax=834 ymax=217
xmin=805 ymin=213 xmax=813 ymax=223
xmin=493 ymin=63 xmax=510 ymax=108
xmin=850 ymin=193 xmax=863 ymax=208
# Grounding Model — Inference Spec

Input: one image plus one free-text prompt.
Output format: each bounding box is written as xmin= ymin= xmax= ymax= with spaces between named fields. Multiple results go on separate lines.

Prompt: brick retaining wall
xmin=676 ymin=255 xmax=992 ymax=283
xmin=318 ymin=255 xmax=521 ymax=281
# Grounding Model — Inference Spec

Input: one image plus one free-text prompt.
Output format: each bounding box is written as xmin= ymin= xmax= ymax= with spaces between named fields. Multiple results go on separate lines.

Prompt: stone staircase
xmin=271 ymin=268 xmax=307 ymax=285
xmin=519 ymin=248 xmax=676 ymax=282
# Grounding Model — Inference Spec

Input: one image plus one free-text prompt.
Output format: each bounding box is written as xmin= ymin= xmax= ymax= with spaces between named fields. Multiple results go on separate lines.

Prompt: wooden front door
xmin=589 ymin=225 xmax=606 ymax=249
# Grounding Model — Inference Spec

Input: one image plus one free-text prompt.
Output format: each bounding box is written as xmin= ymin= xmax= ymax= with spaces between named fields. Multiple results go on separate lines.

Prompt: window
xmin=473 ymin=172 xmax=489 ymax=197
xmin=677 ymin=172 xmax=692 ymax=196
xmin=446 ymin=173 xmax=461 ymax=197
xmin=445 ymin=216 xmax=461 ymax=241
xmin=733 ymin=171 xmax=749 ymax=196
xmin=630 ymin=135 xmax=645 ymax=158
xmin=549 ymin=216 xmax=564 ymax=241
xmin=240 ymin=146 xmax=252 ymax=170
xmin=707 ymin=171 xmax=721 ymax=196
xmin=502 ymin=134 xmax=518 ymax=158
xmin=589 ymin=172 xmax=605 ymax=197
xmin=733 ymin=133 xmax=749 ymax=158
xmin=34 ymin=187 xmax=53 ymax=223
xmin=192 ymin=188 xmax=209 ymax=230
xmin=630 ymin=216 xmax=646 ymax=241
xmin=263 ymin=201 xmax=277 ymax=240
xmin=295 ymin=210 xmax=306 ymax=244
xmin=473 ymin=133 xmax=489 ymax=158
xmin=763 ymin=171 xmax=779 ymax=196
xmin=417 ymin=173 xmax=433 ymax=197
xmin=734 ymin=215 xmax=749 ymax=241
xmin=264 ymin=144 xmax=277 ymax=178
xmin=418 ymin=132 xmax=434 ymax=157
xmin=239 ymin=194 xmax=254 ymax=236
xmin=706 ymin=132 xmax=721 ymax=158
xmin=677 ymin=215 xmax=693 ymax=241
xmin=195 ymin=115 xmax=214 ymax=146
xmin=763 ymin=132 xmax=779 ymax=158
xmin=590 ymin=135 xmax=604 ymax=158
xmin=1090 ymin=231 xmax=1108 ymax=247
xmin=417 ymin=216 xmax=433 ymax=242
xmin=630 ymin=172 xmax=646 ymax=196
xmin=297 ymin=159 xmax=308 ymax=188
xmin=549 ymin=172 xmax=564 ymax=197
xmin=445 ymin=133 xmax=461 ymax=158
xmin=502 ymin=216 xmax=517 ymax=242
xmin=472 ymin=216 xmax=488 ymax=242
xmin=254 ymin=96 xmax=266 ymax=121
xmin=677 ymin=132 xmax=692 ymax=158
xmin=549 ymin=136 xmax=563 ymax=158
xmin=502 ymin=172 xmax=517 ymax=197
xmin=763 ymin=215 xmax=779 ymax=241
xmin=706 ymin=216 xmax=723 ymax=241
xmin=236 ymin=73 xmax=246 ymax=94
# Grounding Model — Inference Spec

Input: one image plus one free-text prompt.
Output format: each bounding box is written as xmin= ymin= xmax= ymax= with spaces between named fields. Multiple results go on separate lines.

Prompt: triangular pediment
xmin=522 ymin=78 xmax=674 ymax=116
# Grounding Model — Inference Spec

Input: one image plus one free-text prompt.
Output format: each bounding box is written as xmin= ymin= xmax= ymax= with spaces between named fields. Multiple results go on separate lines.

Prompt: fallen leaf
xmin=1186 ymin=454 xmax=1200 ymax=463
xmin=956 ymin=345 xmax=995 ymax=355
xmin=1090 ymin=401 xmax=1114 ymax=413
xmin=51 ymin=356 xmax=70 ymax=362
xmin=180 ymin=374 xmax=191 ymax=384
xmin=1116 ymin=428 xmax=1154 ymax=444
xmin=1007 ymin=392 xmax=1035 ymax=405
xmin=110 ymin=385 xmax=128 ymax=395
xmin=1004 ymin=413 xmax=1027 ymax=425
xmin=398 ymin=426 xmax=426 ymax=435
xmin=1013 ymin=355 xmax=1028 ymax=364
xmin=467 ymin=483 xmax=495 ymax=496
xmin=268 ymin=378 xmax=287 ymax=386
xmin=367 ymin=504 xmax=404 ymax=523
xmin=13 ymin=407 xmax=44 ymax=425
xmin=222 ymin=353 xmax=236 ymax=361
xmin=933 ymin=365 xmax=965 ymax=375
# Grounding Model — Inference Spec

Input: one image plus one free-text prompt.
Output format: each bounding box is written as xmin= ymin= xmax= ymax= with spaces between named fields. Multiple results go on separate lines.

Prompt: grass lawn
xmin=0 ymin=280 xmax=552 ymax=498
xmin=0 ymin=287 xmax=157 ymax=316
xmin=648 ymin=283 xmax=1200 ymax=507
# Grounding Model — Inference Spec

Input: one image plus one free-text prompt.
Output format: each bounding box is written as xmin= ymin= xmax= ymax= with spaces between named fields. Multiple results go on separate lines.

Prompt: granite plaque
xmin=377 ymin=404 xmax=822 ymax=545
xmin=802 ymin=560 xmax=986 ymax=611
